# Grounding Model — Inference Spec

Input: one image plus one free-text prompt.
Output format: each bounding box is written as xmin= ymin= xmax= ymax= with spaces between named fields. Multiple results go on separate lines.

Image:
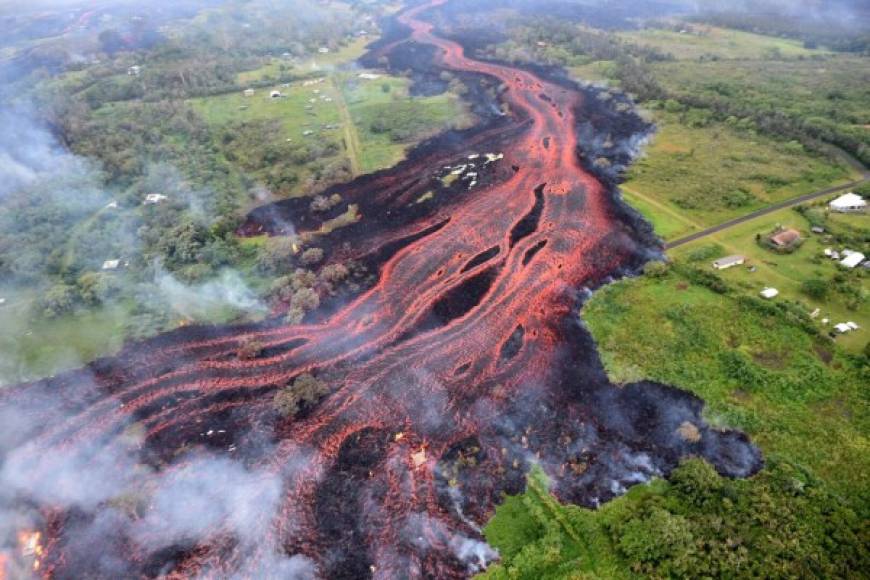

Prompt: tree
xmin=237 ymin=338 xmax=263 ymax=360
xmin=300 ymin=247 xmax=324 ymax=266
xmin=801 ymin=278 xmax=828 ymax=300
xmin=40 ymin=284 xmax=78 ymax=318
xmin=257 ymin=237 xmax=298 ymax=274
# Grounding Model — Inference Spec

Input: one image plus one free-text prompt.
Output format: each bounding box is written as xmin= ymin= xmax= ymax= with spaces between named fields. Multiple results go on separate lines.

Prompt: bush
xmin=300 ymin=247 xmax=324 ymax=266
xmin=801 ymin=278 xmax=828 ymax=300
xmin=40 ymin=284 xmax=78 ymax=318
xmin=237 ymin=338 xmax=263 ymax=360
xmin=273 ymin=372 xmax=329 ymax=418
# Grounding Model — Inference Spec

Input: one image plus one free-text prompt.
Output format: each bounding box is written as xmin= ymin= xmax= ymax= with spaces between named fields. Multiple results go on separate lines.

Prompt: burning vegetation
xmin=0 ymin=1 xmax=761 ymax=578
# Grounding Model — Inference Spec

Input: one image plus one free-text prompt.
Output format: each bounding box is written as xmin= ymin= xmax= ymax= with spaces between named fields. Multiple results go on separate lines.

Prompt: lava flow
xmin=0 ymin=1 xmax=762 ymax=578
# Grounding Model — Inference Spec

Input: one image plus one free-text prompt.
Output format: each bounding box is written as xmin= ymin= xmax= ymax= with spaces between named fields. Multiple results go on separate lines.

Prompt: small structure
xmin=840 ymin=251 xmax=865 ymax=269
xmin=834 ymin=322 xmax=859 ymax=334
xmin=243 ymin=88 xmax=255 ymax=97
xmin=358 ymin=72 xmax=382 ymax=80
xmin=760 ymin=287 xmax=779 ymax=299
xmin=318 ymin=47 xmax=330 ymax=54
xmin=712 ymin=255 xmax=745 ymax=270
xmin=768 ymin=228 xmax=801 ymax=248
xmin=811 ymin=226 xmax=825 ymax=234
xmin=411 ymin=448 xmax=427 ymax=469
xmin=829 ymin=192 xmax=866 ymax=213
xmin=0 ymin=298 xmax=6 ymax=306
xmin=105 ymin=200 xmax=118 ymax=209
xmin=270 ymin=90 xmax=283 ymax=98
xmin=102 ymin=259 xmax=121 ymax=271
xmin=127 ymin=65 xmax=141 ymax=76
xmin=143 ymin=193 xmax=168 ymax=205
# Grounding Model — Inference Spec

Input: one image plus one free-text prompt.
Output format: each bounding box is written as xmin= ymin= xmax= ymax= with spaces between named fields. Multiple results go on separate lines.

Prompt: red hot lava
xmin=0 ymin=1 xmax=760 ymax=578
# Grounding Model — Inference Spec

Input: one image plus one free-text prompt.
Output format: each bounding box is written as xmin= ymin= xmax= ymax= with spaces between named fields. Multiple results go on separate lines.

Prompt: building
xmin=318 ymin=47 xmax=330 ymax=54
xmin=712 ymin=255 xmax=745 ymax=270
xmin=102 ymin=259 xmax=121 ymax=271
xmin=760 ymin=287 xmax=779 ymax=299
xmin=769 ymin=228 xmax=801 ymax=248
xmin=127 ymin=65 xmax=141 ymax=76
xmin=834 ymin=322 xmax=859 ymax=334
xmin=811 ymin=226 xmax=825 ymax=234
xmin=829 ymin=192 xmax=866 ymax=213
xmin=840 ymin=251 xmax=865 ymax=269
xmin=143 ymin=193 xmax=168 ymax=205
xmin=270 ymin=90 xmax=283 ymax=98
xmin=243 ymin=88 xmax=255 ymax=97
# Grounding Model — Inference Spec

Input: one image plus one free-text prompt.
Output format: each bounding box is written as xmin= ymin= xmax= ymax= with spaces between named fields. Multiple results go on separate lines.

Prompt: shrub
xmin=801 ymin=278 xmax=828 ymax=300
xmin=300 ymin=247 xmax=324 ymax=266
xmin=237 ymin=338 xmax=263 ymax=360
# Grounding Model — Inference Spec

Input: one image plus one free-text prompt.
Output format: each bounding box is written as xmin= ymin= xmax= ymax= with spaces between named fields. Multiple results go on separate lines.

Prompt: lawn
xmin=619 ymin=25 xmax=830 ymax=61
xmin=0 ymin=290 xmax=130 ymax=386
xmin=623 ymin=111 xmax=856 ymax=238
xmin=668 ymin=205 xmax=869 ymax=352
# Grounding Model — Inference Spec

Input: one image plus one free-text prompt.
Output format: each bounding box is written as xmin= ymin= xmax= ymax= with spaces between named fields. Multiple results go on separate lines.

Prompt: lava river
xmin=0 ymin=1 xmax=762 ymax=578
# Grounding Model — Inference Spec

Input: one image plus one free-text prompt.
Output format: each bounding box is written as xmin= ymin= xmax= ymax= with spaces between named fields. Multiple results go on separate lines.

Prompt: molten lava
xmin=0 ymin=1 xmax=761 ymax=578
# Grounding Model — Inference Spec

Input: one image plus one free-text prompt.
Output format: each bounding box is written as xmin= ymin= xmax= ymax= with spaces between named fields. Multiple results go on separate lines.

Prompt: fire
xmin=18 ymin=530 xmax=44 ymax=572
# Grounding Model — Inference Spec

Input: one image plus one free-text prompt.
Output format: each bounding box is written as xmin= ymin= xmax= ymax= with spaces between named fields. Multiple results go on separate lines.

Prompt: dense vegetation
xmin=482 ymin=264 xmax=869 ymax=578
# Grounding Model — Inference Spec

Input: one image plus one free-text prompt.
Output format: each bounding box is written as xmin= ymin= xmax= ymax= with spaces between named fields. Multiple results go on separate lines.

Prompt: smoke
xmin=403 ymin=512 xmax=499 ymax=574
xmin=154 ymin=268 xmax=268 ymax=321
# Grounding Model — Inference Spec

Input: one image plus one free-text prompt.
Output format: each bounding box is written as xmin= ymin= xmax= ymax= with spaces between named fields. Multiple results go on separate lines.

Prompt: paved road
xmin=665 ymin=176 xmax=869 ymax=250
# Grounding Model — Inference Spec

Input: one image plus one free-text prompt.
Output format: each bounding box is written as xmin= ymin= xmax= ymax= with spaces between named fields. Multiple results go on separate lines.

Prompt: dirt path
xmin=331 ymin=75 xmax=363 ymax=177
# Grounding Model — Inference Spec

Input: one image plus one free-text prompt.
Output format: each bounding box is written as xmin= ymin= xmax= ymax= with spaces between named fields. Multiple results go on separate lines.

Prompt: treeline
xmin=692 ymin=11 xmax=870 ymax=55
xmin=479 ymin=17 xmax=869 ymax=166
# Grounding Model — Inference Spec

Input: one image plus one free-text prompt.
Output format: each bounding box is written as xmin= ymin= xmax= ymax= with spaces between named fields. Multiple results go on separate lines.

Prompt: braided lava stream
xmin=0 ymin=1 xmax=762 ymax=578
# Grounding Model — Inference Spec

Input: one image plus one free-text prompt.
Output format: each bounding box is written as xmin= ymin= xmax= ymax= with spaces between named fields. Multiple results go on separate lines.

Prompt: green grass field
xmin=668 ymin=205 xmax=868 ymax=352
xmin=0 ymin=290 xmax=130 ymax=386
xmin=191 ymin=71 xmax=471 ymax=193
xmin=623 ymin=111 xmax=856 ymax=238
xmin=620 ymin=25 xmax=829 ymax=61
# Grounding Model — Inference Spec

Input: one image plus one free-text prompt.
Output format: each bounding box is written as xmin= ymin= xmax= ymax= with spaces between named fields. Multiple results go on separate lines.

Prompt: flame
xmin=18 ymin=531 xmax=44 ymax=573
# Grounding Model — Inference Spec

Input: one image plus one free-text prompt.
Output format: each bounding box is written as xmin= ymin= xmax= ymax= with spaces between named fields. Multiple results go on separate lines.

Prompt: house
xmin=143 ymin=193 xmax=168 ymax=205
xmin=318 ymin=47 xmax=330 ymax=54
xmin=358 ymin=73 xmax=381 ymax=80
xmin=829 ymin=192 xmax=866 ymax=213
xmin=712 ymin=255 xmax=745 ymax=270
xmin=769 ymin=228 xmax=801 ymax=248
xmin=127 ymin=65 xmax=141 ymax=76
xmin=840 ymin=251 xmax=865 ymax=269
xmin=811 ymin=226 xmax=824 ymax=234
xmin=243 ymin=88 xmax=255 ymax=97
xmin=102 ymin=259 xmax=121 ymax=271
xmin=760 ymin=287 xmax=779 ymax=299
xmin=270 ymin=90 xmax=283 ymax=98
xmin=105 ymin=200 xmax=118 ymax=209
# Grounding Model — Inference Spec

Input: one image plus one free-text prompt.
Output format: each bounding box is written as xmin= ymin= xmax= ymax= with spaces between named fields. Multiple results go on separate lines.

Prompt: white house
xmin=829 ymin=192 xmax=866 ymax=213
xmin=143 ymin=193 xmax=168 ymax=205
xmin=127 ymin=65 xmax=141 ymax=76
xmin=760 ymin=287 xmax=779 ymax=299
xmin=712 ymin=255 xmax=745 ymax=270
xmin=840 ymin=252 xmax=865 ymax=269
xmin=102 ymin=259 xmax=121 ymax=271
xmin=243 ymin=88 xmax=255 ymax=97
